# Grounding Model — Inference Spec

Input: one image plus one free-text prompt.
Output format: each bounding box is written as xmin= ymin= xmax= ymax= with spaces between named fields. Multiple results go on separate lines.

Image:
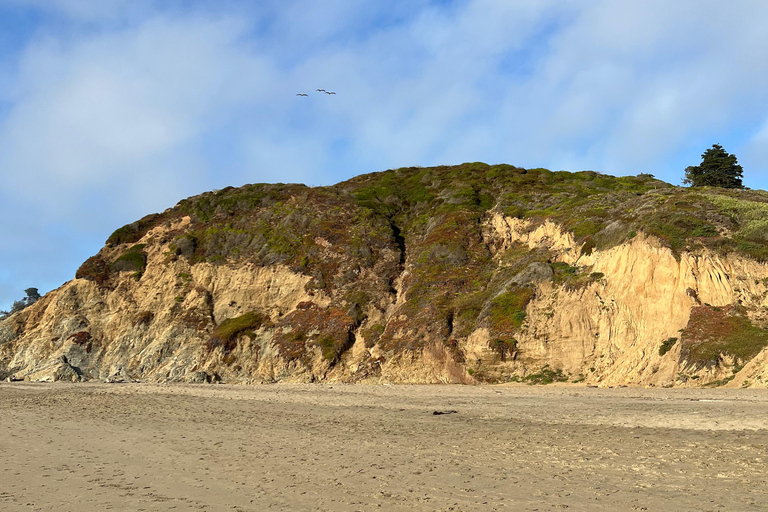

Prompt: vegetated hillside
xmin=4 ymin=162 xmax=768 ymax=386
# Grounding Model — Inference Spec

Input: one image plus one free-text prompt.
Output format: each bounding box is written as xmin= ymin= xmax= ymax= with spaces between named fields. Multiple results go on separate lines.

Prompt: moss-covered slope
xmin=6 ymin=162 xmax=768 ymax=386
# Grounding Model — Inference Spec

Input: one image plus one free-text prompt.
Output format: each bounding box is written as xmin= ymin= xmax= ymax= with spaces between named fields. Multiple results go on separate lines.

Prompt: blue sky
xmin=3 ymin=0 xmax=768 ymax=310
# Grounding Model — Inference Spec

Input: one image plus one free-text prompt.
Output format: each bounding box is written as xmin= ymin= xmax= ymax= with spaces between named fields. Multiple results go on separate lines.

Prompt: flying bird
xmin=325 ymin=91 xmax=336 ymax=95
xmin=316 ymin=89 xmax=326 ymax=92
xmin=296 ymin=93 xmax=308 ymax=96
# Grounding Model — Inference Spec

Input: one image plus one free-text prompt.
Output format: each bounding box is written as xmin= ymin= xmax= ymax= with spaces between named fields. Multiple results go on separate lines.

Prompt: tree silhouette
xmin=24 ymin=288 xmax=41 ymax=303
xmin=683 ymin=144 xmax=744 ymax=188
xmin=1 ymin=288 xmax=41 ymax=318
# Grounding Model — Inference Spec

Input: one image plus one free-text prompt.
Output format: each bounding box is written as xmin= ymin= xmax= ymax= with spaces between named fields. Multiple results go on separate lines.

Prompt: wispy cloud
xmin=2 ymin=0 xmax=768 ymax=307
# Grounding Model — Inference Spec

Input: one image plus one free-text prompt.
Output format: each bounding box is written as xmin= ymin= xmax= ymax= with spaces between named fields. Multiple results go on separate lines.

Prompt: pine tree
xmin=23 ymin=288 xmax=40 ymax=303
xmin=683 ymin=144 xmax=744 ymax=188
xmin=3 ymin=288 xmax=41 ymax=317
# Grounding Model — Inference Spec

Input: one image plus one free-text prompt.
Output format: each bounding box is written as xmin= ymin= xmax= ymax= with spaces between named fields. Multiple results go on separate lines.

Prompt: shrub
xmin=106 ymin=213 xmax=161 ymax=246
xmin=550 ymin=262 xmax=601 ymax=289
xmin=644 ymin=213 xmax=718 ymax=252
xmin=315 ymin=334 xmax=338 ymax=361
xmin=659 ymin=337 xmax=677 ymax=356
xmin=707 ymin=194 xmax=768 ymax=259
xmin=572 ymin=220 xmax=603 ymax=238
xmin=361 ymin=323 xmax=385 ymax=348
xmin=503 ymin=205 xmax=526 ymax=219
xmin=211 ymin=311 xmax=271 ymax=350
xmin=580 ymin=236 xmax=597 ymax=256
xmin=490 ymin=287 xmax=534 ymax=332
xmin=2 ymin=288 xmax=42 ymax=317
xmin=735 ymin=241 xmax=768 ymax=262
xmin=680 ymin=306 xmax=768 ymax=366
xmin=76 ymin=255 xmax=111 ymax=285
xmin=313 ymin=328 xmax=355 ymax=363
xmin=111 ymin=244 xmax=148 ymax=274
xmin=523 ymin=365 xmax=568 ymax=385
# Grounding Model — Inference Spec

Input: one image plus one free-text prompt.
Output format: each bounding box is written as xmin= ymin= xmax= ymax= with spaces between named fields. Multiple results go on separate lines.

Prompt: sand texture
xmin=1 ymin=383 xmax=768 ymax=511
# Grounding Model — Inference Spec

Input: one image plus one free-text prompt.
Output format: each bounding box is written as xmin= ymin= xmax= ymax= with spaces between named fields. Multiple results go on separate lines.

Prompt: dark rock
xmin=508 ymin=262 xmax=553 ymax=287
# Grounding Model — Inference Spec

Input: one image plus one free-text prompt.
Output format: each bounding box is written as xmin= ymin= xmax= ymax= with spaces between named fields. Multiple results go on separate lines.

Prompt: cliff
xmin=3 ymin=163 xmax=768 ymax=387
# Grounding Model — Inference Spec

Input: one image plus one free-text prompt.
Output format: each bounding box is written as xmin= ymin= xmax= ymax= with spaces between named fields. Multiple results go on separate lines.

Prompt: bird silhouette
xmin=325 ymin=91 xmax=336 ymax=95
xmin=296 ymin=93 xmax=308 ymax=96
xmin=316 ymin=89 xmax=326 ymax=92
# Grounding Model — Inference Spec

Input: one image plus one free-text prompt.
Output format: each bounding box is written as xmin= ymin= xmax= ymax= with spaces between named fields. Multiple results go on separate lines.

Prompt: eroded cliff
xmin=3 ymin=163 xmax=768 ymax=386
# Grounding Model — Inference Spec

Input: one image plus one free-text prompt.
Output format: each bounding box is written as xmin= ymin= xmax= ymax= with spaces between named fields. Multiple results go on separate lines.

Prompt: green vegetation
xmin=111 ymin=244 xmax=147 ymax=275
xmin=312 ymin=328 xmax=354 ymax=362
xmin=85 ymin=161 xmax=768 ymax=294
xmin=70 ymin=160 xmax=768 ymax=373
xmin=450 ymin=291 xmax=489 ymax=337
xmin=107 ymin=214 xmax=161 ymax=246
xmin=489 ymin=287 xmax=534 ymax=332
xmin=523 ymin=365 xmax=568 ymax=385
xmin=709 ymin=194 xmax=768 ymax=238
xmin=315 ymin=334 xmax=339 ymax=361
xmin=0 ymin=288 xmax=41 ymax=319
xmin=550 ymin=262 xmax=604 ymax=289
xmin=680 ymin=306 xmax=768 ymax=366
xmin=361 ymin=323 xmax=385 ymax=348
xmin=210 ymin=311 xmax=272 ymax=352
xmin=172 ymin=235 xmax=197 ymax=258
xmin=550 ymin=262 xmax=577 ymax=281
xmin=684 ymin=144 xmax=744 ymax=189
xmin=83 ymin=161 xmax=768 ymax=292
xmin=707 ymin=194 xmax=768 ymax=261
xmin=658 ymin=337 xmax=678 ymax=356
xmin=271 ymin=304 xmax=357 ymax=361
xmin=644 ymin=211 xmax=718 ymax=253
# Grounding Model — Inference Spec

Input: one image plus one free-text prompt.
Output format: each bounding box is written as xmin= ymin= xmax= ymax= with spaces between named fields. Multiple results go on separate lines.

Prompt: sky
xmin=3 ymin=0 xmax=768 ymax=309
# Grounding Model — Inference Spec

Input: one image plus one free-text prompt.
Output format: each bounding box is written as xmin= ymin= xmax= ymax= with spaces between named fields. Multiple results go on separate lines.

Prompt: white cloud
xmin=0 ymin=11 xmax=282 ymax=306
xmin=0 ymin=14 xmax=279 ymax=218
xmin=4 ymin=0 xmax=768 ymax=307
xmin=522 ymin=0 xmax=768 ymax=177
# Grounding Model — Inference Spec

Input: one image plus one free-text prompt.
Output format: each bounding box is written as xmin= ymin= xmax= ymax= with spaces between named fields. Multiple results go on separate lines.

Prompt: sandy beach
xmin=1 ymin=383 xmax=768 ymax=511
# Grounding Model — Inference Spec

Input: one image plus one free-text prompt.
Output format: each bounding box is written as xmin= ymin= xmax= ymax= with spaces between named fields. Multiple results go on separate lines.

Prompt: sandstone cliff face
xmin=3 ymin=164 xmax=768 ymax=386
xmin=463 ymin=214 xmax=768 ymax=387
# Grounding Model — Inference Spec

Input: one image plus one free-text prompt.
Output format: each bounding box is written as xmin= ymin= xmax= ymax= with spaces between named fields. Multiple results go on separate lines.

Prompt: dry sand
xmin=1 ymin=383 xmax=768 ymax=511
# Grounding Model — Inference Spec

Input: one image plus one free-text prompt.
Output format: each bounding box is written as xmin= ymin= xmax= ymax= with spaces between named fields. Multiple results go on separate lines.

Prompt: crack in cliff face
xmin=390 ymin=221 xmax=406 ymax=265
xmin=446 ymin=310 xmax=454 ymax=338
xmin=374 ymin=219 xmax=411 ymax=355
xmin=13 ymin=163 xmax=768 ymax=386
xmin=385 ymin=220 xmax=408 ymax=302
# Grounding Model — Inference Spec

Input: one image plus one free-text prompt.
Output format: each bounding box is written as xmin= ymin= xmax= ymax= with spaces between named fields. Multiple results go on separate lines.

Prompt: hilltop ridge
xmin=4 ymin=162 xmax=768 ymax=386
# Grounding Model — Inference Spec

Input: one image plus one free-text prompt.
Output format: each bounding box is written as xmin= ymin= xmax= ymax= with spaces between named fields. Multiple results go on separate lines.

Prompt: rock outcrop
xmin=3 ymin=163 xmax=768 ymax=386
